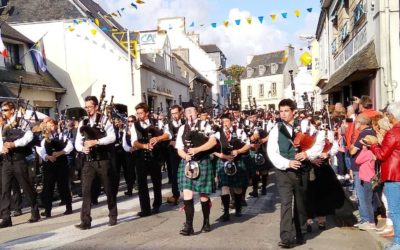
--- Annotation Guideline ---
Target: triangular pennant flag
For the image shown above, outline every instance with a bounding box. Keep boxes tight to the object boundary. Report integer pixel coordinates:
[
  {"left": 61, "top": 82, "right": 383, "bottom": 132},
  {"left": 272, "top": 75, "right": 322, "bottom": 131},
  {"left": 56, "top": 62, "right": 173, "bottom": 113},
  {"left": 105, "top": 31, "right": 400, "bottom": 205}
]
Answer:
[
  {"left": 223, "top": 21, "right": 229, "bottom": 27},
  {"left": 270, "top": 14, "right": 277, "bottom": 21},
  {"left": 68, "top": 26, "right": 75, "bottom": 32},
  {"left": 281, "top": 12, "right": 288, "bottom": 19},
  {"left": 211, "top": 23, "right": 217, "bottom": 28},
  {"left": 111, "top": 12, "right": 118, "bottom": 17},
  {"left": 235, "top": 19, "right": 241, "bottom": 25},
  {"left": 101, "top": 26, "right": 108, "bottom": 31},
  {"left": 82, "top": 18, "right": 87, "bottom": 22},
  {"left": 189, "top": 21, "right": 194, "bottom": 27},
  {"left": 95, "top": 18, "right": 100, "bottom": 26},
  {"left": 117, "top": 10, "right": 122, "bottom": 17},
  {"left": 281, "top": 50, "right": 288, "bottom": 63},
  {"left": 73, "top": 19, "right": 79, "bottom": 25},
  {"left": 131, "top": 3, "right": 138, "bottom": 9},
  {"left": 258, "top": 16, "right": 264, "bottom": 24},
  {"left": 307, "top": 8, "right": 313, "bottom": 13},
  {"left": 246, "top": 17, "right": 252, "bottom": 24},
  {"left": 121, "top": 8, "right": 125, "bottom": 12},
  {"left": 136, "top": 0, "right": 145, "bottom": 3},
  {"left": 104, "top": 15, "right": 110, "bottom": 19},
  {"left": 294, "top": 10, "right": 301, "bottom": 17},
  {"left": 200, "top": 24, "right": 205, "bottom": 27},
  {"left": 91, "top": 29, "right": 97, "bottom": 36}
]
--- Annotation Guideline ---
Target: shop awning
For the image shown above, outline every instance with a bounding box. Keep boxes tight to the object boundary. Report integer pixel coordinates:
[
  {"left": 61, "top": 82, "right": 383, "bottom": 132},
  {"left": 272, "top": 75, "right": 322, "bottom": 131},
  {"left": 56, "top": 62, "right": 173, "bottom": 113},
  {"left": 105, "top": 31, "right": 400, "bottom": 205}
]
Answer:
[{"left": 321, "top": 41, "right": 379, "bottom": 94}]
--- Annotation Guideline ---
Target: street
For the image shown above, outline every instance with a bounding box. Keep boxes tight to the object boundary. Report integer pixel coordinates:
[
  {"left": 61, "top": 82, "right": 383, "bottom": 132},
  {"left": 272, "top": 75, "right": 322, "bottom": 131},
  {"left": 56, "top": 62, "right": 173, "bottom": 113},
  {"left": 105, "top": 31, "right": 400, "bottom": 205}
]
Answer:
[{"left": 0, "top": 171, "right": 380, "bottom": 250}]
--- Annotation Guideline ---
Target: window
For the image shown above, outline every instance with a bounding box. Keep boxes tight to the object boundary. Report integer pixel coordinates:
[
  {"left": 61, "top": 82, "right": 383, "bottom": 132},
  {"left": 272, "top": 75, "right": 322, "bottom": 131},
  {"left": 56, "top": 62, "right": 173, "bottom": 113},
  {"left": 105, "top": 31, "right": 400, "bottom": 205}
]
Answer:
[
  {"left": 4, "top": 43, "right": 21, "bottom": 69},
  {"left": 271, "top": 82, "right": 277, "bottom": 96},
  {"left": 258, "top": 65, "right": 266, "bottom": 76},
  {"left": 37, "top": 107, "right": 50, "bottom": 116},
  {"left": 353, "top": 1, "right": 365, "bottom": 26},
  {"left": 247, "top": 85, "right": 252, "bottom": 97},
  {"left": 246, "top": 67, "right": 254, "bottom": 78},
  {"left": 259, "top": 84, "right": 264, "bottom": 97},
  {"left": 340, "top": 22, "right": 349, "bottom": 42},
  {"left": 331, "top": 39, "right": 337, "bottom": 55},
  {"left": 270, "top": 63, "right": 278, "bottom": 74}
]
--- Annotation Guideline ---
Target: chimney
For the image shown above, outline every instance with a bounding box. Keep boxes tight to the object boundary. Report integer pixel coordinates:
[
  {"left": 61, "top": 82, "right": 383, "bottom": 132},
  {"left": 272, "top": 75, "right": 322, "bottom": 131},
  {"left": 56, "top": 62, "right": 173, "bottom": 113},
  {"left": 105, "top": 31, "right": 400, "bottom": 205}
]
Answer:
[
  {"left": 287, "top": 44, "right": 295, "bottom": 62},
  {"left": 246, "top": 55, "right": 254, "bottom": 65}
]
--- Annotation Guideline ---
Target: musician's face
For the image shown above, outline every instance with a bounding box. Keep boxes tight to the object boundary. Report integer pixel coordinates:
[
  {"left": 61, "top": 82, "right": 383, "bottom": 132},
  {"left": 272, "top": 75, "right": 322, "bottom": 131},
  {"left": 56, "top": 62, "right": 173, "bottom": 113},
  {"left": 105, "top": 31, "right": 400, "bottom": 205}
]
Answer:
[
  {"left": 136, "top": 108, "right": 148, "bottom": 121},
  {"left": 84, "top": 101, "right": 97, "bottom": 117},
  {"left": 249, "top": 115, "right": 257, "bottom": 123},
  {"left": 222, "top": 118, "right": 232, "bottom": 129},
  {"left": 279, "top": 106, "right": 295, "bottom": 124},
  {"left": 170, "top": 108, "right": 180, "bottom": 121},
  {"left": 46, "top": 122, "right": 57, "bottom": 133},
  {"left": 233, "top": 111, "right": 240, "bottom": 118},
  {"left": 184, "top": 107, "right": 197, "bottom": 121},
  {"left": 1, "top": 105, "right": 14, "bottom": 120}
]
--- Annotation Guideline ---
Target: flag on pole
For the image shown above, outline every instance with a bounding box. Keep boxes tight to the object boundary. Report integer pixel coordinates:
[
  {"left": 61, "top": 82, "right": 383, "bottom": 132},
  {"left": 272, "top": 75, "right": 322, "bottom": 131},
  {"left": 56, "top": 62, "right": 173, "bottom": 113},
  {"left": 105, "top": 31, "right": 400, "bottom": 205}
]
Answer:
[
  {"left": 0, "top": 28, "right": 8, "bottom": 58},
  {"left": 30, "top": 38, "right": 47, "bottom": 72}
]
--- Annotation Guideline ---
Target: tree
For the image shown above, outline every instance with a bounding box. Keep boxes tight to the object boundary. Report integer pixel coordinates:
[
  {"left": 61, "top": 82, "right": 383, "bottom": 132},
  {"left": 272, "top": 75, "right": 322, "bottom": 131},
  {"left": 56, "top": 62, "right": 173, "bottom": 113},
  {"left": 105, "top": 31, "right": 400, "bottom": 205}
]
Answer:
[{"left": 226, "top": 64, "right": 245, "bottom": 106}]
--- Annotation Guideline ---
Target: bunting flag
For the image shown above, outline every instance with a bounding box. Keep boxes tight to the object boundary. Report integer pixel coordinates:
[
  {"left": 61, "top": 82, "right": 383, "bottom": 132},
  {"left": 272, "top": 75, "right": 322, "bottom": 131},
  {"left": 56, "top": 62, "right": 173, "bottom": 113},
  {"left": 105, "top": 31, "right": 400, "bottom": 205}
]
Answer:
[
  {"left": 111, "top": 12, "right": 118, "bottom": 17},
  {"left": 270, "top": 14, "right": 277, "bottom": 21},
  {"left": 121, "top": 8, "right": 125, "bottom": 12},
  {"left": 307, "top": 8, "right": 313, "bottom": 13},
  {"left": 117, "top": 10, "right": 122, "bottom": 17},
  {"left": 0, "top": 28, "right": 8, "bottom": 58},
  {"left": 101, "top": 26, "right": 108, "bottom": 31},
  {"left": 136, "top": 0, "right": 145, "bottom": 3},
  {"left": 223, "top": 21, "right": 229, "bottom": 27},
  {"left": 281, "top": 50, "right": 288, "bottom": 63},
  {"left": 91, "top": 29, "right": 97, "bottom": 36},
  {"left": 211, "top": 23, "right": 217, "bottom": 28},
  {"left": 130, "top": 3, "right": 138, "bottom": 9},
  {"left": 189, "top": 21, "right": 194, "bottom": 27},
  {"left": 31, "top": 38, "right": 47, "bottom": 72},
  {"left": 68, "top": 26, "right": 75, "bottom": 32},
  {"left": 258, "top": 16, "right": 264, "bottom": 24},
  {"left": 246, "top": 17, "right": 252, "bottom": 24},
  {"left": 294, "top": 10, "right": 301, "bottom": 17},
  {"left": 95, "top": 18, "right": 100, "bottom": 26},
  {"left": 235, "top": 19, "right": 241, "bottom": 25},
  {"left": 73, "top": 19, "right": 79, "bottom": 25},
  {"left": 281, "top": 12, "right": 288, "bottom": 19}
]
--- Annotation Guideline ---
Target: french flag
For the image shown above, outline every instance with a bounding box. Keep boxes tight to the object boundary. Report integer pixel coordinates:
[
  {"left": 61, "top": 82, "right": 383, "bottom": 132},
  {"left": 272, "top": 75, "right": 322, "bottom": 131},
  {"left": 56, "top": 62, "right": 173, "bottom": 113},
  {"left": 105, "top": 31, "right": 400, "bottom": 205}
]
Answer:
[{"left": 0, "top": 28, "right": 8, "bottom": 58}]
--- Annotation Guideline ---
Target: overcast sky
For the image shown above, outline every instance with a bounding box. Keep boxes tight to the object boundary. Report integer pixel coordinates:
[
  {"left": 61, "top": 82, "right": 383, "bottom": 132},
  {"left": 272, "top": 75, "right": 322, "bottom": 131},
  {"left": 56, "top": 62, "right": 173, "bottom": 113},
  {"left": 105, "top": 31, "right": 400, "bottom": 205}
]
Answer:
[{"left": 98, "top": 0, "right": 320, "bottom": 66}]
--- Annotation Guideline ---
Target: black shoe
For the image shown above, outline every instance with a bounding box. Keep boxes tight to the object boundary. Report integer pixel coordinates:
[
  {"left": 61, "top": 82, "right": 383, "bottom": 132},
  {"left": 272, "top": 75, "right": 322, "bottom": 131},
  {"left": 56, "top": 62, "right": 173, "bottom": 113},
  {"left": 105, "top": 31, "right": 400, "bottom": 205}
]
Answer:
[
  {"left": 40, "top": 211, "right": 51, "bottom": 218},
  {"left": 241, "top": 200, "right": 247, "bottom": 207},
  {"left": 261, "top": 188, "right": 267, "bottom": 195},
  {"left": 0, "top": 218, "right": 12, "bottom": 228},
  {"left": 109, "top": 217, "right": 117, "bottom": 226},
  {"left": 151, "top": 207, "right": 160, "bottom": 214},
  {"left": 11, "top": 210, "right": 22, "bottom": 217},
  {"left": 124, "top": 191, "right": 133, "bottom": 196},
  {"left": 295, "top": 236, "right": 306, "bottom": 245},
  {"left": 75, "top": 222, "right": 91, "bottom": 230},
  {"left": 235, "top": 210, "right": 242, "bottom": 217},
  {"left": 217, "top": 213, "right": 230, "bottom": 222},
  {"left": 179, "top": 223, "right": 194, "bottom": 236},
  {"left": 28, "top": 210, "right": 40, "bottom": 223},
  {"left": 318, "top": 223, "right": 326, "bottom": 230},
  {"left": 278, "top": 241, "right": 294, "bottom": 249},
  {"left": 64, "top": 209, "right": 73, "bottom": 215},
  {"left": 307, "top": 224, "right": 312, "bottom": 233},
  {"left": 137, "top": 211, "right": 151, "bottom": 217},
  {"left": 201, "top": 219, "right": 211, "bottom": 232},
  {"left": 249, "top": 191, "right": 258, "bottom": 198}
]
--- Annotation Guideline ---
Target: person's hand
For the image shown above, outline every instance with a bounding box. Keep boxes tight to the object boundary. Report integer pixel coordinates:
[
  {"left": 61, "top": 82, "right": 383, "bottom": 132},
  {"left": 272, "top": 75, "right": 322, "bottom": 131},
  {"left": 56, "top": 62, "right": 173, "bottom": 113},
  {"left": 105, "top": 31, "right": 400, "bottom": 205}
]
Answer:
[
  {"left": 321, "top": 153, "right": 329, "bottom": 159},
  {"left": 149, "top": 137, "right": 159, "bottom": 146},
  {"left": 129, "top": 147, "right": 136, "bottom": 153},
  {"left": 4, "top": 142, "right": 15, "bottom": 149},
  {"left": 187, "top": 147, "right": 198, "bottom": 156},
  {"left": 82, "top": 146, "right": 90, "bottom": 154},
  {"left": 84, "top": 140, "right": 97, "bottom": 148},
  {"left": 295, "top": 152, "right": 308, "bottom": 161},
  {"left": 2, "top": 147, "right": 9, "bottom": 154},
  {"left": 184, "top": 154, "right": 191, "bottom": 161},
  {"left": 231, "top": 150, "right": 238, "bottom": 157},
  {"left": 311, "top": 158, "right": 323, "bottom": 166},
  {"left": 47, "top": 155, "right": 57, "bottom": 162},
  {"left": 288, "top": 160, "right": 301, "bottom": 169},
  {"left": 362, "top": 135, "right": 379, "bottom": 145}
]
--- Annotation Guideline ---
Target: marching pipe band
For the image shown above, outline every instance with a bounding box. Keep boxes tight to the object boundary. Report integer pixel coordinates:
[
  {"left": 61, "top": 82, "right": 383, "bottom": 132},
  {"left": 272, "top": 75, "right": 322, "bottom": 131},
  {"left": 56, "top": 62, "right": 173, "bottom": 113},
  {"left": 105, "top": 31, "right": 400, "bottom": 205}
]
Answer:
[{"left": 0, "top": 83, "right": 357, "bottom": 249}]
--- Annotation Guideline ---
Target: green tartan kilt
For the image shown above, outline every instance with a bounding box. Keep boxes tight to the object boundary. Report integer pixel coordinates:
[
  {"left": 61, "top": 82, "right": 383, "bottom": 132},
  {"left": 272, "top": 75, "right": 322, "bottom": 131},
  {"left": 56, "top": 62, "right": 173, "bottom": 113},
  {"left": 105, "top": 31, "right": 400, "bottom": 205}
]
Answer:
[
  {"left": 246, "top": 151, "right": 258, "bottom": 176},
  {"left": 217, "top": 159, "right": 248, "bottom": 188},
  {"left": 178, "top": 158, "right": 216, "bottom": 194}
]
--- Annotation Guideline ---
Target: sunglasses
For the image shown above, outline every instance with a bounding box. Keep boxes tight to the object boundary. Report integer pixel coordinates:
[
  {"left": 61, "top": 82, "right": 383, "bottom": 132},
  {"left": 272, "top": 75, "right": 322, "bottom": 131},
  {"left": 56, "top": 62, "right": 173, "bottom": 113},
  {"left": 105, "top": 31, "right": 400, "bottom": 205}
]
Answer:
[
  {"left": 128, "top": 120, "right": 134, "bottom": 123},
  {"left": 1, "top": 109, "right": 10, "bottom": 112}
]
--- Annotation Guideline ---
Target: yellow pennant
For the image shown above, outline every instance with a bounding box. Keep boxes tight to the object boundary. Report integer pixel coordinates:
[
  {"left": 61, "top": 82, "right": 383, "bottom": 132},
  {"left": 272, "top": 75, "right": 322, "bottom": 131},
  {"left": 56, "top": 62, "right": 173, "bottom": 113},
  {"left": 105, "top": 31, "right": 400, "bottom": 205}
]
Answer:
[
  {"left": 111, "top": 12, "right": 118, "bottom": 17},
  {"left": 91, "top": 29, "right": 97, "bottom": 36},
  {"left": 223, "top": 20, "right": 229, "bottom": 27},
  {"left": 246, "top": 17, "right": 252, "bottom": 24},
  {"left": 136, "top": 0, "right": 145, "bottom": 3},
  {"left": 95, "top": 18, "right": 100, "bottom": 26},
  {"left": 132, "top": 40, "right": 139, "bottom": 58},
  {"left": 294, "top": 10, "right": 301, "bottom": 17},
  {"left": 270, "top": 14, "right": 277, "bottom": 21},
  {"left": 68, "top": 26, "right": 75, "bottom": 32},
  {"left": 299, "top": 52, "right": 312, "bottom": 66}
]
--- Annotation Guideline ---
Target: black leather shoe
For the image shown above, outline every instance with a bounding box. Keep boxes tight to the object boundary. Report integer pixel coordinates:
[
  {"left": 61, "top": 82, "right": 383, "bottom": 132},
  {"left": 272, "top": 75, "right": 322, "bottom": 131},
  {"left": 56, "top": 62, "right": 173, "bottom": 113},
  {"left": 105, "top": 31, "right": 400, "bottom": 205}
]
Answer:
[
  {"left": 201, "top": 219, "right": 211, "bottom": 232},
  {"left": 249, "top": 191, "right": 258, "bottom": 198},
  {"left": 278, "top": 241, "right": 294, "bottom": 249},
  {"left": 0, "top": 218, "right": 12, "bottom": 228},
  {"left": 124, "top": 191, "right": 133, "bottom": 196},
  {"left": 137, "top": 211, "right": 151, "bottom": 217},
  {"left": 295, "top": 236, "right": 306, "bottom": 245},
  {"left": 40, "top": 211, "right": 51, "bottom": 218},
  {"left": 63, "top": 209, "right": 73, "bottom": 215},
  {"left": 28, "top": 210, "right": 40, "bottom": 223},
  {"left": 261, "top": 188, "right": 267, "bottom": 195},
  {"left": 151, "top": 207, "right": 160, "bottom": 214},
  {"left": 217, "top": 213, "right": 230, "bottom": 222},
  {"left": 179, "top": 223, "right": 194, "bottom": 236},
  {"left": 75, "top": 222, "right": 91, "bottom": 230},
  {"left": 11, "top": 210, "right": 22, "bottom": 217},
  {"left": 109, "top": 217, "right": 117, "bottom": 226}
]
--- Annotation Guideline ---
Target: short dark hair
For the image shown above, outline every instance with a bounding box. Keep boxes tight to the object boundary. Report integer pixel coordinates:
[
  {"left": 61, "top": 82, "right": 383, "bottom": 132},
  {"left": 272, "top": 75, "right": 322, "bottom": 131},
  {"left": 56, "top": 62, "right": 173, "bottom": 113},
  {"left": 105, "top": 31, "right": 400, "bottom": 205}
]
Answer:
[
  {"left": 84, "top": 96, "right": 99, "bottom": 106},
  {"left": 1, "top": 101, "right": 15, "bottom": 110},
  {"left": 278, "top": 99, "right": 297, "bottom": 111},
  {"left": 360, "top": 95, "right": 373, "bottom": 109},
  {"left": 170, "top": 105, "right": 182, "bottom": 112},
  {"left": 135, "top": 102, "right": 150, "bottom": 113}
]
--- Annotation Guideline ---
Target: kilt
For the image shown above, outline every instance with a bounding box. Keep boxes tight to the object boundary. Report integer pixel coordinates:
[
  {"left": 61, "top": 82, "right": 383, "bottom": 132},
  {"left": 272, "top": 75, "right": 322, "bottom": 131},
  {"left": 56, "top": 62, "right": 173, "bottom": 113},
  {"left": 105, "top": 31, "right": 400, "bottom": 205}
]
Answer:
[
  {"left": 217, "top": 159, "right": 248, "bottom": 188},
  {"left": 246, "top": 151, "right": 258, "bottom": 176},
  {"left": 178, "top": 158, "right": 216, "bottom": 194}
]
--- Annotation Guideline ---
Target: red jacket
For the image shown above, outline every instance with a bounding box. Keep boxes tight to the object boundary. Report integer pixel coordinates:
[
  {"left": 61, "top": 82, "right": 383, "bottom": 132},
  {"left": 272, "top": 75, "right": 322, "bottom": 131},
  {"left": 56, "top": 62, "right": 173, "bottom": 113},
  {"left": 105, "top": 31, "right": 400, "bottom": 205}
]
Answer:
[{"left": 371, "top": 122, "right": 400, "bottom": 182}]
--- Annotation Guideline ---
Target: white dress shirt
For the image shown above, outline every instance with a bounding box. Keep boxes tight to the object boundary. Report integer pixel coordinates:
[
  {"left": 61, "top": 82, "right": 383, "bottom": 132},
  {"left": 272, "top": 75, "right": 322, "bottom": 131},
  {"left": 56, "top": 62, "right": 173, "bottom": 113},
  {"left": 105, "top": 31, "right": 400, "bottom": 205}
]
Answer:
[
  {"left": 0, "top": 116, "right": 33, "bottom": 151},
  {"left": 37, "top": 133, "right": 74, "bottom": 161}
]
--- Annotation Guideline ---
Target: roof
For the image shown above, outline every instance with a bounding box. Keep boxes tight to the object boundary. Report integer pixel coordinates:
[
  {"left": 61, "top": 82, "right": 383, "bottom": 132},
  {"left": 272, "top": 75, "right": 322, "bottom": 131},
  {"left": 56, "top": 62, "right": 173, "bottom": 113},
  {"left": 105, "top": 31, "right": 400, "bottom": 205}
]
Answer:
[
  {"left": 242, "top": 50, "right": 286, "bottom": 79},
  {"left": 3, "top": 0, "right": 84, "bottom": 24},
  {"left": 1, "top": 22, "right": 33, "bottom": 44},
  {"left": 0, "top": 69, "right": 66, "bottom": 93},
  {"left": 173, "top": 53, "right": 212, "bottom": 87},
  {"left": 200, "top": 44, "right": 222, "bottom": 54},
  {"left": 321, "top": 41, "right": 378, "bottom": 94}
]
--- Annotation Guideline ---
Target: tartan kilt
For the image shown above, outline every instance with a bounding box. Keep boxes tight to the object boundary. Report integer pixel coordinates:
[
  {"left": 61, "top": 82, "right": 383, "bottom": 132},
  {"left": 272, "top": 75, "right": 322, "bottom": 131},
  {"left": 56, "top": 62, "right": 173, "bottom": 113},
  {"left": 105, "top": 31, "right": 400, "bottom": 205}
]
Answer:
[
  {"left": 246, "top": 151, "right": 258, "bottom": 176},
  {"left": 178, "top": 158, "right": 216, "bottom": 194},
  {"left": 217, "top": 159, "right": 248, "bottom": 188}
]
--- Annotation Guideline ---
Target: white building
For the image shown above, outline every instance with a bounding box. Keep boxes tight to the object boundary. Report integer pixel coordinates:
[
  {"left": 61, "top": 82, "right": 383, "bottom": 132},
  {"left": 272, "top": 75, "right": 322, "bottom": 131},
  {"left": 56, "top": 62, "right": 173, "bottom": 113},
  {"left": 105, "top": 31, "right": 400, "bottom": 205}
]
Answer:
[
  {"left": 240, "top": 45, "right": 297, "bottom": 111},
  {"left": 316, "top": 0, "right": 400, "bottom": 108}
]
